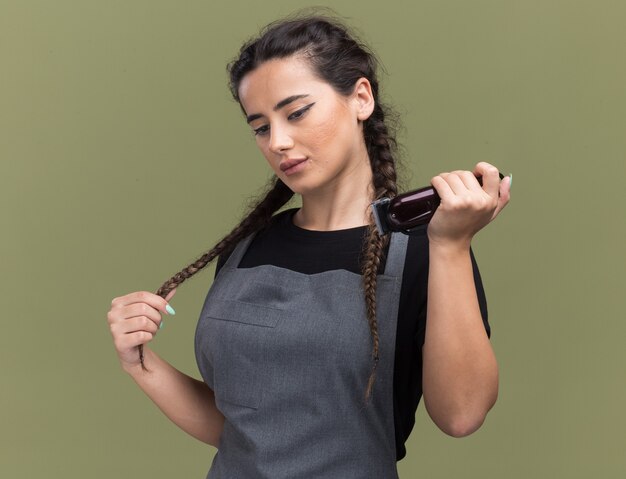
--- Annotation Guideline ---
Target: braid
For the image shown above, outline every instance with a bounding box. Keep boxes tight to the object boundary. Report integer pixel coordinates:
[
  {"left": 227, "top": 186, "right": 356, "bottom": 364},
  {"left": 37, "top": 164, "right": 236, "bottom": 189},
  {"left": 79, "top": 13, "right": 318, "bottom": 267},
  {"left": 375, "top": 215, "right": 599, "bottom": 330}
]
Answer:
[
  {"left": 360, "top": 100, "right": 402, "bottom": 404},
  {"left": 138, "top": 177, "right": 294, "bottom": 371}
]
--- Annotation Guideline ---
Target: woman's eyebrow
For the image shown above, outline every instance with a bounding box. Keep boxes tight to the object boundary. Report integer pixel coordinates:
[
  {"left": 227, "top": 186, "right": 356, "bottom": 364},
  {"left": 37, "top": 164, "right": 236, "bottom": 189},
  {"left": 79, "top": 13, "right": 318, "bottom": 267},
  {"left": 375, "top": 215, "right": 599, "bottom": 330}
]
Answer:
[{"left": 246, "top": 94, "right": 310, "bottom": 123}]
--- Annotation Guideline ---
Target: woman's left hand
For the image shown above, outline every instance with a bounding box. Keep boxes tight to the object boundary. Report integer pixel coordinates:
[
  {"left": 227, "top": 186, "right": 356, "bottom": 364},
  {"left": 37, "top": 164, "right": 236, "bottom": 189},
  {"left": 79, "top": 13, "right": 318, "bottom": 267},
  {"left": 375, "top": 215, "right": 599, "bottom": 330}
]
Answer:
[{"left": 427, "top": 161, "right": 511, "bottom": 249}]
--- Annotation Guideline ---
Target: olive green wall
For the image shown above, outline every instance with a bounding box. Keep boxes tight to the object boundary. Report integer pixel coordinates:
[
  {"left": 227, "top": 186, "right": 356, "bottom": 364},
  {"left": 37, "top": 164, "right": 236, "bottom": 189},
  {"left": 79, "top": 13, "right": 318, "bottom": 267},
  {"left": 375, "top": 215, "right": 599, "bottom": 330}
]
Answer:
[{"left": 2, "top": 1, "right": 624, "bottom": 477}]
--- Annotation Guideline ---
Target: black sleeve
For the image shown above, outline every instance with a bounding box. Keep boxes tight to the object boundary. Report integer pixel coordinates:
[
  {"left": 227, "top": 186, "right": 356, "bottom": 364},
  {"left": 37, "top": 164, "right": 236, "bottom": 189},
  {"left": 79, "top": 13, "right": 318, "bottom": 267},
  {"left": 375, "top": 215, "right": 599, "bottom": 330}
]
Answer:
[{"left": 470, "top": 246, "right": 490, "bottom": 338}]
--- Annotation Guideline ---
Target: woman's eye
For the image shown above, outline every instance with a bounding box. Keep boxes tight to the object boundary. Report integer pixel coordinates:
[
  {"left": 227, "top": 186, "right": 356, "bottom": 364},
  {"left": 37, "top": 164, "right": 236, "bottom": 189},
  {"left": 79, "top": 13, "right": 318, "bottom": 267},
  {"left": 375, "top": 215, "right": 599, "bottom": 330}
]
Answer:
[
  {"left": 253, "top": 125, "right": 269, "bottom": 136},
  {"left": 252, "top": 103, "right": 315, "bottom": 137},
  {"left": 289, "top": 102, "right": 315, "bottom": 120}
]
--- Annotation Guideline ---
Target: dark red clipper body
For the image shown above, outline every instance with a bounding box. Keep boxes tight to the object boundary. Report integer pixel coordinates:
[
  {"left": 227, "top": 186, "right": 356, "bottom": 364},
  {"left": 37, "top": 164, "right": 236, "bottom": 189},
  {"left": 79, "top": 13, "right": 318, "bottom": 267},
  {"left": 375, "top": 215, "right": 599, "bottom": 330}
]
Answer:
[{"left": 371, "top": 172, "right": 506, "bottom": 235}]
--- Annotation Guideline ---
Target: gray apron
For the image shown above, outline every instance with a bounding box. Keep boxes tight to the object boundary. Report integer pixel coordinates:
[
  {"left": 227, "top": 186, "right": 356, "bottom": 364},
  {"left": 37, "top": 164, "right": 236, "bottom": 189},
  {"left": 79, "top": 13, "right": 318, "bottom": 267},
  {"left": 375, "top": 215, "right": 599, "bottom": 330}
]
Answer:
[{"left": 194, "top": 228, "right": 409, "bottom": 478}]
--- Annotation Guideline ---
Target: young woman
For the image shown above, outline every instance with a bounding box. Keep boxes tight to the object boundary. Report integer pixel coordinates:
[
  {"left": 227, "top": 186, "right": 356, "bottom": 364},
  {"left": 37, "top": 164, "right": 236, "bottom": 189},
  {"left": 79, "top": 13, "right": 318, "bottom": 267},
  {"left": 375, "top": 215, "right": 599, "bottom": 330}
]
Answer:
[{"left": 106, "top": 12, "right": 511, "bottom": 478}]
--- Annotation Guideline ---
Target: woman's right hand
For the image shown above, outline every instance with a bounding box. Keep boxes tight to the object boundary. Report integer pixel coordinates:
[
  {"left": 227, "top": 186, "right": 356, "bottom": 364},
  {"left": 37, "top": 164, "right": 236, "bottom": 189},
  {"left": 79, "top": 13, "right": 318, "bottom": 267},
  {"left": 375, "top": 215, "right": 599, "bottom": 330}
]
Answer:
[{"left": 106, "top": 289, "right": 177, "bottom": 371}]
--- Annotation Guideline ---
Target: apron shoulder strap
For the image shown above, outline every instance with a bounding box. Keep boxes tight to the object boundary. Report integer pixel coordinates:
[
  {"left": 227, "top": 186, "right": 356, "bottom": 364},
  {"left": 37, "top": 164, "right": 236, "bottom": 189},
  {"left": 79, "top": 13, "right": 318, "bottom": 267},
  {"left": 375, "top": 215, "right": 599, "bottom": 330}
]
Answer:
[
  {"left": 383, "top": 232, "right": 409, "bottom": 278},
  {"left": 220, "top": 231, "right": 257, "bottom": 271}
]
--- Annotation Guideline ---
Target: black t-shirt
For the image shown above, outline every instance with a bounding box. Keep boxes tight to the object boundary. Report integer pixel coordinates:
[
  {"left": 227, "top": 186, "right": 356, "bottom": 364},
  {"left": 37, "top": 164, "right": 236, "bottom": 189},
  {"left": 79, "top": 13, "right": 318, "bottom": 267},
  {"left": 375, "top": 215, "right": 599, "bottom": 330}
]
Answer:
[{"left": 214, "top": 207, "right": 490, "bottom": 461}]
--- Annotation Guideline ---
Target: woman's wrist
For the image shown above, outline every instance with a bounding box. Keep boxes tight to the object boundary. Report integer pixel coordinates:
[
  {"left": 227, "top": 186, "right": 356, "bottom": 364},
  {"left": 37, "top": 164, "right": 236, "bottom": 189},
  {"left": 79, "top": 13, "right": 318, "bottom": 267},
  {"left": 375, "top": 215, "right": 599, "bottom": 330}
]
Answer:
[
  {"left": 427, "top": 237, "right": 472, "bottom": 257},
  {"left": 122, "top": 346, "right": 156, "bottom": 377}
]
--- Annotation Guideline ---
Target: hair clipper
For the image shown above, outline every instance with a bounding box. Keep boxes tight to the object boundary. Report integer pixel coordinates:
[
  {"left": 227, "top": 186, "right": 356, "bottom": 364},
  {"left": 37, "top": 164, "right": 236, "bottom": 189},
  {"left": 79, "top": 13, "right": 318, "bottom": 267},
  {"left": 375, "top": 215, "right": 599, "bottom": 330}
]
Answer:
[{"left": 370, "top": 172, "right": 506, "bottom": 235}]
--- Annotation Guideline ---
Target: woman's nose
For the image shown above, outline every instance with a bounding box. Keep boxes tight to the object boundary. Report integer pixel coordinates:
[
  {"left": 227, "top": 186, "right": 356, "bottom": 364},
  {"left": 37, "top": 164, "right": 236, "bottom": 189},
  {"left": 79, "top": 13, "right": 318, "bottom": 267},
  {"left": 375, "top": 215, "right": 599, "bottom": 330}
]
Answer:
[{"left": 268, "top": 124, "right": 294, "bottom": 153}]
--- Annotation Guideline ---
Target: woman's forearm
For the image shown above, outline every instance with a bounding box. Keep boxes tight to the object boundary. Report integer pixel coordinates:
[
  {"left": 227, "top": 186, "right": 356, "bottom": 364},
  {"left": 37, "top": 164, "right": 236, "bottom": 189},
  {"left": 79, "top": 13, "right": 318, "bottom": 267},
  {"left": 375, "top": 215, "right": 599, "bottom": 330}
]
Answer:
[
  {"left": 422, "top": 241, "right": 499, "bottom": 437},
  {"left": 123, "top": 346, "right": 225, "bottom": 447}
]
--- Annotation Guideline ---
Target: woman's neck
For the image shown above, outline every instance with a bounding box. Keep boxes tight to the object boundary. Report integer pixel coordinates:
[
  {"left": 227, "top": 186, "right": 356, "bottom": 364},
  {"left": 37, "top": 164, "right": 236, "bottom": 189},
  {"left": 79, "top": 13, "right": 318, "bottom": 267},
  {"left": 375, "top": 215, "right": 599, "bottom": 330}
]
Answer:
[{"left": 293, "top": 158, "right": 374, "bottom": 231}]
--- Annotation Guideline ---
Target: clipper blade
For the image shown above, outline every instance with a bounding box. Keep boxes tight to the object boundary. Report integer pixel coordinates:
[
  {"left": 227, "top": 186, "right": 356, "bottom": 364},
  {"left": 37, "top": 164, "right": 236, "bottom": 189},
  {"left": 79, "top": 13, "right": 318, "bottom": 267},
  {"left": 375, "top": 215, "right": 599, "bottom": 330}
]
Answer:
[{"left": 370, "top": 197, "right": 391, "bottom": 236}]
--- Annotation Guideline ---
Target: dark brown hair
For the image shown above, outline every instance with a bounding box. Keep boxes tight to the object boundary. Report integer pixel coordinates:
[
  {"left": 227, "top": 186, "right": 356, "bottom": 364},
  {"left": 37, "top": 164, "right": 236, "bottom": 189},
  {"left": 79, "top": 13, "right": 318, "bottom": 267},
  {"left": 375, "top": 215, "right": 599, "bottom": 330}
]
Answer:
[{"left": 143, "top": 9, "right": 405, "bottom": 404}]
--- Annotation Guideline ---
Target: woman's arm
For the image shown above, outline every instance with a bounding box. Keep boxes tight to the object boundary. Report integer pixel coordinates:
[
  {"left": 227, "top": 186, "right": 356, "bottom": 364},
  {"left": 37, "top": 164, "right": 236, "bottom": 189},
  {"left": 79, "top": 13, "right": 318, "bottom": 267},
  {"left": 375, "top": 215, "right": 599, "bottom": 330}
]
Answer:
[
  {"left": 124, "top": 346, "right": 225, "bottom": 447},
  {"left": 421, "top": 241, "right": 498, "bottom": 437},
  {"left": 421, "top": 162, "right": 509, "bottom": 437}
]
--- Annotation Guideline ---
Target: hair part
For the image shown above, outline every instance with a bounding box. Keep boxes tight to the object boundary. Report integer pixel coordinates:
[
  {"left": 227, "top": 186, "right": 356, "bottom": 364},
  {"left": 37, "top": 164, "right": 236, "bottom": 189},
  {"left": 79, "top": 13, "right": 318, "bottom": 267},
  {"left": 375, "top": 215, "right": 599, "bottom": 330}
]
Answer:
[{"left": 143, "top": 8, "right": 405, "bottom": 407}]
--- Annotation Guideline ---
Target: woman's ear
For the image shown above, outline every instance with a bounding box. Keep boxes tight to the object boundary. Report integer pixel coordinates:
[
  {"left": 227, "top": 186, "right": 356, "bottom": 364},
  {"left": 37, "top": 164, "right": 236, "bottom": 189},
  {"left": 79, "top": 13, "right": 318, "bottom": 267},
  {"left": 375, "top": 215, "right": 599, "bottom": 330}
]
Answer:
[{"left": 353, "top": 77, "right": 375, "bottom": 122}]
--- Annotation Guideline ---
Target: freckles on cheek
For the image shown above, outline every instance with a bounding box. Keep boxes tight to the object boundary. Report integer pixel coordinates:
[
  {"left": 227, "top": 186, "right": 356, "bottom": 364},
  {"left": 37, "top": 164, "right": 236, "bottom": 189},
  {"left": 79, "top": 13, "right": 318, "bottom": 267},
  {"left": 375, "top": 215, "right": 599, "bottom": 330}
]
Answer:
[{"left": 309, "top": 117, "right": 338, "bottom": 166}]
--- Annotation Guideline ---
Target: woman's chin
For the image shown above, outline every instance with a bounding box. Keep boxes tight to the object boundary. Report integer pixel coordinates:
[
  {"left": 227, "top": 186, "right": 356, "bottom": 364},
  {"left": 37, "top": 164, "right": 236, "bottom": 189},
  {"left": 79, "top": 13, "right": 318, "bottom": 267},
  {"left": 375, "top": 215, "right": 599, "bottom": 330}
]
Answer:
[{"left": 279, "top": 175, "right": 319, "bottom": 196}]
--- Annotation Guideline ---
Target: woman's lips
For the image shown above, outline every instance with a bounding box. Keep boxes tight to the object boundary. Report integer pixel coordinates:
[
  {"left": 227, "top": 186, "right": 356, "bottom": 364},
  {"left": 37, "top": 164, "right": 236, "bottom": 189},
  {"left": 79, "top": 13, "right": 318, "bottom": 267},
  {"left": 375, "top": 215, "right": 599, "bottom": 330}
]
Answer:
[{"left": 280, "top": 158, "right": 309, "bottom": 175}]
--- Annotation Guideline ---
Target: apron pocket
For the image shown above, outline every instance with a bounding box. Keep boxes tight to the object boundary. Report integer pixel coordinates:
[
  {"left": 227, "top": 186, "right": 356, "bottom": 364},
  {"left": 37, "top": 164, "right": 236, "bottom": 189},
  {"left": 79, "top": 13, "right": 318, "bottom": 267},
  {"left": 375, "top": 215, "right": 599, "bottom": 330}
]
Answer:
[
  {"left": 202, "top": 299, "right": 289, "bottom": 409},
  {"left": 203, "top": 298, "right": 284, "bottom": 328}
]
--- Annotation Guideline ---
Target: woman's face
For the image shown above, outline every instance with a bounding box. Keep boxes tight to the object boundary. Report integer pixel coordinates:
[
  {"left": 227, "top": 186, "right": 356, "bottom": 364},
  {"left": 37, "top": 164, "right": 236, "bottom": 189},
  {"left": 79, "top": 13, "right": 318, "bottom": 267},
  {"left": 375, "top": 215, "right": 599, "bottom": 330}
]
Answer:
[{"left": 237, "top": 55, "right": 374, "bottom": 195}]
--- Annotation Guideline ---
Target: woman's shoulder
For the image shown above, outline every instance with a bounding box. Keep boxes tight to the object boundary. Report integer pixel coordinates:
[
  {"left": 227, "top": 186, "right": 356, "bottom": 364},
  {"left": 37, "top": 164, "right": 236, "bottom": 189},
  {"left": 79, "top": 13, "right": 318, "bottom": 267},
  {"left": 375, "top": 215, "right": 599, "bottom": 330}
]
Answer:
[
  {"left": 404, "top": 225, "right": 429, "bottom": 255},
  {"left": 404, "top": 224, "right": 428, "bottom": 238},
  {"left": 402, "top": 226, "right": 429, "bottom": 272}
]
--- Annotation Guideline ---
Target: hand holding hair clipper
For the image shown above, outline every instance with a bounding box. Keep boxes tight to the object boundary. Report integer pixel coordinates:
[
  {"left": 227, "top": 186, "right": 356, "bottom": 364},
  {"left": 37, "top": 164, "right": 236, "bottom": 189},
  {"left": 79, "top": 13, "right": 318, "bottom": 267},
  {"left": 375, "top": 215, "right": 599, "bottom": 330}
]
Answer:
[{"left": 371, "top": 162, "right": 512, "bottom": 239}]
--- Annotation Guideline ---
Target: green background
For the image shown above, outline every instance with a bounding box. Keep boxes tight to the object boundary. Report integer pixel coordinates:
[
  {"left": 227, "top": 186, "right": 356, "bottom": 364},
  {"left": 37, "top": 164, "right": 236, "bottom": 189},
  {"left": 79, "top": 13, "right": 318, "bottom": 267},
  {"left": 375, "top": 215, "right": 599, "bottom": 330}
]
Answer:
[{"left": 2, "top": 0, "right": 624, "bottom": 477}]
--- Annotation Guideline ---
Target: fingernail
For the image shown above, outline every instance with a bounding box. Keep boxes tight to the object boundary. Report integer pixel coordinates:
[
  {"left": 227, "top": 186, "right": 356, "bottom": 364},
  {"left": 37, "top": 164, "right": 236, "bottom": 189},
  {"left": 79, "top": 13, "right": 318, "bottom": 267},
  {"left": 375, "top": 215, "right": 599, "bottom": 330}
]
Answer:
[
  {"left": 508, "top": 173, "right": 513, "bottom": 189},
  {"left": 166, "top": 304, "right": 176, "bottom": 315},
  {"left": 160, "top": 320, "right": 165, "bottom": 330}
]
